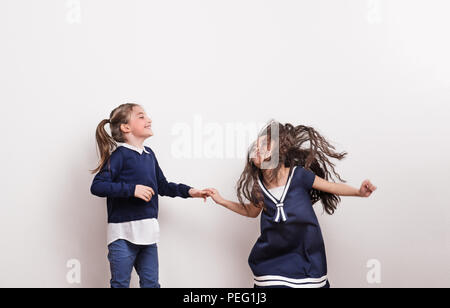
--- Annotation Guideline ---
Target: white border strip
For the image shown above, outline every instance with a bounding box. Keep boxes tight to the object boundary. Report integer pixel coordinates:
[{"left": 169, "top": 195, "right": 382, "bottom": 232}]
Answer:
[
  {"left": 254, "top": 279, "right": 327, "bottom": 288},
  {"left": 255, "top": 274, "right": 327, "bottom": 284},
  {"left": 279, "top": 166, "right": 296, "bottom": 202},
  {"left": 257, "top": 177, "right": 278, "bottom": 204}
]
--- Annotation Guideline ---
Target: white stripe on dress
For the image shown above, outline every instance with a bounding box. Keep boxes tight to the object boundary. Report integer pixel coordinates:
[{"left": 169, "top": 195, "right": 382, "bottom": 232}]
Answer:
[
  {"left": 255, "top": 274, "right": 327, "bottom": 284},
  {"left": 254, "top": 279, "right": 327, "bottom": 288}
]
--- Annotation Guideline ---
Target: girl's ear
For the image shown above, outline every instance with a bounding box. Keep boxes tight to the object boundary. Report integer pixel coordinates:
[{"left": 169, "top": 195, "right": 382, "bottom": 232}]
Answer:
[{"left": 120, "top": 123, "right": 131, "bottom": 133}]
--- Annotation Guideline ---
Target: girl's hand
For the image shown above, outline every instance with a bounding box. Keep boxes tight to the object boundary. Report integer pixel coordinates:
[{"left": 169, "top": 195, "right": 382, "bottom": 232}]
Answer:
[
  {"left": 358, "top": 180, "right": 377, "bottom": 197},
  {"left": 188, "top": 188, "right": 210, "bottom": 202},
  {"left": 135, "top": 185, "right": 155, "bottom": 202},
  {"left": 204, "top": 188, "right": 226, "bottom": 205}
]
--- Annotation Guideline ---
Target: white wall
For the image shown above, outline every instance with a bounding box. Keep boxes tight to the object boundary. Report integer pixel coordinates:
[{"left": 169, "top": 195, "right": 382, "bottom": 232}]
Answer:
[{"left": 0, "top": 0, "right": 449, "bottom": 287}]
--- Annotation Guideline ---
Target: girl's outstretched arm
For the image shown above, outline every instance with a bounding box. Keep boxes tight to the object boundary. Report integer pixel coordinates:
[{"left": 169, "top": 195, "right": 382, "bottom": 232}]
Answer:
[
  {"left": 205, "top": 188, "right": 262, "bottom": 218},
  {"left": 312, "top": 177, "right": 377, "bottom": 197}
]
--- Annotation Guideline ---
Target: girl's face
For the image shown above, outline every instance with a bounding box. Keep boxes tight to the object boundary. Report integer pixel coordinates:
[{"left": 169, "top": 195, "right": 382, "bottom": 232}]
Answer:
[
  {"left": 250, "top": 136, "right": 273, "bottom": 168},
  {"left": 124, "top": 106, "right": 153, "bottom": 138}
]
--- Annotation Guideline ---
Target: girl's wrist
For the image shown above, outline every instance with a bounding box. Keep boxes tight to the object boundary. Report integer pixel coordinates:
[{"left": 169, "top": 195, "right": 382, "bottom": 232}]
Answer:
[{"left": 217, "top": 198, "right": 228, "bottom": 207}]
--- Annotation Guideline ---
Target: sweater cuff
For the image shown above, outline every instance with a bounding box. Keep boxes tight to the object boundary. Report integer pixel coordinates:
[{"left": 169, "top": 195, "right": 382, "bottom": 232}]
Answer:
[
  {"left": 182, "top": 185, "right": 193, "bottom": 198},
  {"left": 128, "top": 183, "right": 136, "bottom": 198}
]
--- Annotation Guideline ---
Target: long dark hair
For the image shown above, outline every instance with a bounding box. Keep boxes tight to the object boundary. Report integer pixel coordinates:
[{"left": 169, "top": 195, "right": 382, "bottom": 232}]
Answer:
[
  {"left": 91, "top": 103, "right": 139, "bottom": 174},
  {"left": 236, "top": 120, "right": 347, "bottom": 215}
]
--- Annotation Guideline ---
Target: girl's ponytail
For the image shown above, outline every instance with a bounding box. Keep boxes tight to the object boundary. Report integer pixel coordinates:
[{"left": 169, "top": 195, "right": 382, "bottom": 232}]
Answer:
[
  {"left": 91, "top": 119, "right": 117, "bottom": 174},
  {"left": 91, "top": 103, "right": 140, "bottom": 174}
]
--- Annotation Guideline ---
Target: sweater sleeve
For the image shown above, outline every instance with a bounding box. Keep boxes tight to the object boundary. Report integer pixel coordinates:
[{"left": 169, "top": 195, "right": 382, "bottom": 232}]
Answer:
[
  {"left": 90, "top": 151, "right": 136, "bottom": 198},
  {"left": 151, "top": 150, "right": 192, "bottom": 198}
]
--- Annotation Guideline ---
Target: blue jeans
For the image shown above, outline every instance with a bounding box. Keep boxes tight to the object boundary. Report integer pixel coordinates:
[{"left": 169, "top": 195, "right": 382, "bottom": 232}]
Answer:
[{"left": 107, "top": 239, "right": 160, "bottom": 288}]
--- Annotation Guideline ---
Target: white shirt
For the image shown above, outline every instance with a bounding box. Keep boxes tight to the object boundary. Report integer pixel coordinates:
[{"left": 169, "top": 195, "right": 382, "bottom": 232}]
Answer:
[
  {"left": 268, "top": 185, "right": 285, "bottom": 201},
  {"left": 107, "top": 218, "right": 160, "bottom": 246},
  {"left": 107, "top": 143, "right": 160, "bottom": 246}
]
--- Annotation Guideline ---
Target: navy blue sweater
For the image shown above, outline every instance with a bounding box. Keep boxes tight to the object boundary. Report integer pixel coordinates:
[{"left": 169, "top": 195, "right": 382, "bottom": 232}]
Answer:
[{"left": 90, "top": 146, "right": 192, "bottom": 223}]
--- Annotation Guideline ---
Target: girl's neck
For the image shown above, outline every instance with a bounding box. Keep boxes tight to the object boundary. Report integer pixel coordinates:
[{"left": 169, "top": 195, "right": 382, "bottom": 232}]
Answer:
[
  {"left": 124, "top": 135, "right": 146, "bottom": 150},
  {"left": 262, "top": 165, "right": 291, "bottom": 188}
]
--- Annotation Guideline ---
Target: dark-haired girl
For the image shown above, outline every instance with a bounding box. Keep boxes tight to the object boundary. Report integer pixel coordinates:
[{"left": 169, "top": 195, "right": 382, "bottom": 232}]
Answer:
[
  {"left": 206, "top": 121, "right": 377, "bottom": 288},
  {"left": 90, "top": 103, "right": 209, "bottom": 288}
]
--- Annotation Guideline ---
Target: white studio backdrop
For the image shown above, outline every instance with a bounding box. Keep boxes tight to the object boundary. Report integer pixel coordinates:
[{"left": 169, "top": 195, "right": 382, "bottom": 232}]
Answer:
[{"left": 0, "top": 0, "right": 449, "bottom": 287}]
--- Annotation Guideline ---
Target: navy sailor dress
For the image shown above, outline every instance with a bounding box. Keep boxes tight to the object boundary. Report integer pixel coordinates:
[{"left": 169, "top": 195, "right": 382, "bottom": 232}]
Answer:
[{"left": 248, "top": 166, "right": 329, "bottom": 288}]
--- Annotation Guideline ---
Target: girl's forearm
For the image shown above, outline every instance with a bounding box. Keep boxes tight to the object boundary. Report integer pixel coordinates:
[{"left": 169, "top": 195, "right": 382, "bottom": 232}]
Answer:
[
  {"left": 331, "top": 182, "right": 360, "bottom": 196},
  {"left": 218, "top": 199, "right": 250, "bottom": 217}
]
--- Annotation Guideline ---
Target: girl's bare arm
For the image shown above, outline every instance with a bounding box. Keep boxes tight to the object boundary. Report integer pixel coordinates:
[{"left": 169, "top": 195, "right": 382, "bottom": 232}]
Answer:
[
  {"left": 205, "top": 188, "right": 263, "bottom": 218},
  {"left": 312, "top": 176, "right": 377, "bottom": 197}
]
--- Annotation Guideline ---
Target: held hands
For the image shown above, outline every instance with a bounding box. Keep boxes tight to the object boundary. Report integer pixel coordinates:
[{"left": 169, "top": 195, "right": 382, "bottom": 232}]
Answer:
[
  {"left": 189, "top": 188, "right": 210, "bottom": 202},
  {"left": 189, "top": 187, "right": 225, "bottom": 205},
  {"left": 203, "top": 188, "right": 225, "bottom": 205},
  {"left": 358, "top": 180, "right": 377, "bottom": 197}
]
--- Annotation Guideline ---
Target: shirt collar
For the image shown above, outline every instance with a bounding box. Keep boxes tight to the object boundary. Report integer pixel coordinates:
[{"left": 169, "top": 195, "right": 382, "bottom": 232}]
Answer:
[{"left": 118, "top": 143, "right": 150, "bottom": 155}]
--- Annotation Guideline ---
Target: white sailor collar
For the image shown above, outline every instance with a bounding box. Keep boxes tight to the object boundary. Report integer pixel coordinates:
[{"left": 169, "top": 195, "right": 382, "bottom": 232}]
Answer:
[{"left": 258, "top": 166, "right": 297, "bottom": 223}]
